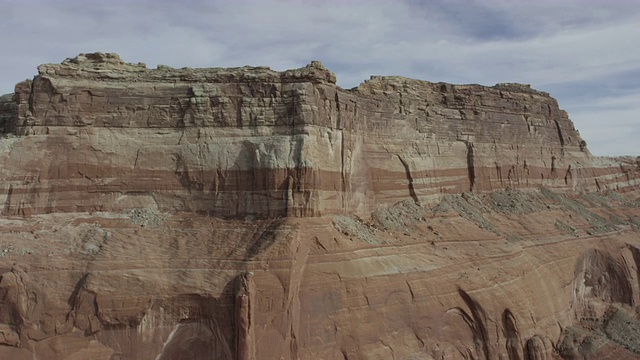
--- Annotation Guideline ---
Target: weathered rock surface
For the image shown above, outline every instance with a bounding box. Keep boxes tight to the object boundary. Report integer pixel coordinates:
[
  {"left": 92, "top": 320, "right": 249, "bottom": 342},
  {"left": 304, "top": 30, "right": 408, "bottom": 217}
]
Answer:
[
  {"left": 2, "top": 53, "right": 637, "bottom": 218},
  {"left": 0, "top": 53, "right": 639, "bottom": 359}
]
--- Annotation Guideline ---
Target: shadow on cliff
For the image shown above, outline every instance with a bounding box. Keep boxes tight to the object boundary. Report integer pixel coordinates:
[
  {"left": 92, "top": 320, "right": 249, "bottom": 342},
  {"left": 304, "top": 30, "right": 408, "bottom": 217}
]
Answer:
[
  {"left": 60, "top": 272, "right": 248, "bottom": 360},
  {"left": 572, "top": 248, "right": 634, "bottom": 320},
  {"left": 556, "top": 246, "right": 640, "bottom": 358},
  {"left": 170, "top": 139, "right": 307, "bottom": 219},
  {"left": 444, "top": 288, "right": 556, "bottom": 360},
  {"left": 153, "top": 289, "right": 238, "bottom": 360}
]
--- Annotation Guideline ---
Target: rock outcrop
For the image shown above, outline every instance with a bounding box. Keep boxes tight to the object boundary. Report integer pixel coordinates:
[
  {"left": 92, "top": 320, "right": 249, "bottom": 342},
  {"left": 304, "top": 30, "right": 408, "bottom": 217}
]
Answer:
[
  {"left": 1, "top": 53, "right": 636, "bottom": 218},
  {"left": 0, "top": 54, "right": 639, "bottom": 359}
]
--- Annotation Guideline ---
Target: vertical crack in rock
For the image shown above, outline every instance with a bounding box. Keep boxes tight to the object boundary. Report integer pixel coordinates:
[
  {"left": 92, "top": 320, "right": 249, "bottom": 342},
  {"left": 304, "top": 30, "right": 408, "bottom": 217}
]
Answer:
[
  {"left": 396, "top": 155, "right": 420, "bottom": 205},
  {"left": 464, "top": 141, "right": 476, "bottom": 192},
  {"left": 133, "top": 149, "right": 141, "bottom": 170},
  {"left": 211, "top": 168, "right": 226, "bottom": 204},
  {"left": 495, "top": 163, "right": 503, "bottom": 184},
  {"left": 284, "top": 226, "right": 308, "bottom": 358},
  {"left": 235, "top": 272, "right": 255, "bottom": 360},
  {"left": 235, "top": 93, "right": 244, "bottom": 128},
  {"left": 553, "top": 119, "right": 565, "bottom": 148},
  {"left": 336, "top": 92, "right": 348, "bottom": 212},
  {"left": 27, "top": 80, "right": 35, "bottom": 116},
  {"left": 2, "top": 185, "right": 13, "bottom": 215},
  {"left": 564, "top": 165, "right": 572, "bottom": 186}
]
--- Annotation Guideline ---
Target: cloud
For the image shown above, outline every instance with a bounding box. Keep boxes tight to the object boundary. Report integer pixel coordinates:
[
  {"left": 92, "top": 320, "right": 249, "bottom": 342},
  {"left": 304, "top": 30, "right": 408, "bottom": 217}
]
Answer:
[
  {"left": 563, "top": 89, "right": 640, "bottom": 156},
  {"left": 0, "top": 0, "right": 638, "bottom": 155}
]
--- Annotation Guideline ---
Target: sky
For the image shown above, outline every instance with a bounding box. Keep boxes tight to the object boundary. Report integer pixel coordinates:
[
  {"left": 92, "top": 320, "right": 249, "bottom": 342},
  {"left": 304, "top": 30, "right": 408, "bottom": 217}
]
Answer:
[{"left": 1, "top": 0, "right": 638, "bottom": 156}]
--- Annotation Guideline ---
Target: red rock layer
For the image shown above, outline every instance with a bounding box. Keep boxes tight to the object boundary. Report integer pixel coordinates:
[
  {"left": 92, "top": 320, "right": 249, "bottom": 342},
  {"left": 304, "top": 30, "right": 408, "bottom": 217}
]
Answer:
[{"left": 1, "top": 188, "right": 640, "bottom": 359}]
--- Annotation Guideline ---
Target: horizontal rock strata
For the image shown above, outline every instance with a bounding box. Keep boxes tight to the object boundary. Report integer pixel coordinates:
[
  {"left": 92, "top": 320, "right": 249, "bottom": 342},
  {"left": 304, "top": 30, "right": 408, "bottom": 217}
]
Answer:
[{"left": 1, "top": 53, "right": 637, "bottom": 217}]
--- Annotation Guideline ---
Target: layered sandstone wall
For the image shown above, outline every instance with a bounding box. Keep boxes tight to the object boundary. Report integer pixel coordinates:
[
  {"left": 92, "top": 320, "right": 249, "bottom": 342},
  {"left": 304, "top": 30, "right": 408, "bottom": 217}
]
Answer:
[
  {"left": 0, "top": 53, "right": 637, "bottom": 218},
  {"left": 1, "top": 54, "right": 640, "bottom": 360},
  {"left": 1, "top": 189, "right": 639, "bottom": 359}
]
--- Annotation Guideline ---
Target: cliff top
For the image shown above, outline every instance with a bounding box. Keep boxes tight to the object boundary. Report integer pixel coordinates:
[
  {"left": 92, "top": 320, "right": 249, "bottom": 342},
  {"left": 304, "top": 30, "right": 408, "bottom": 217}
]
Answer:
[
  {"left": 357, "top": 75, "right": 549, "bottom": 97},
  {"left": 34, "top": 52, "right": 545, "bottom": 96},
  {"left": 37, "top": 52, "right": 337, "bottom": 85}
]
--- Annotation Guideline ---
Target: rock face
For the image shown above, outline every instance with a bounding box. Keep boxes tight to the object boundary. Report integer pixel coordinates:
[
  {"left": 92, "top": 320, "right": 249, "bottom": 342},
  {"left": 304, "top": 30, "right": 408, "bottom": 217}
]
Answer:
[
  {"left": 1, "top": 53, "right": 636, "bottom": 218},
  {"left": 0, "top": 53, "right": 639, "bottom": 359}
]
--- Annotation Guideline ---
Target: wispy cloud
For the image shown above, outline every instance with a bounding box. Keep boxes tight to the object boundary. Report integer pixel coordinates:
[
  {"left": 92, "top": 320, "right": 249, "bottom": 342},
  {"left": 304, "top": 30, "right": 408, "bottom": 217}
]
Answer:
[{"left": 1, "top": 0, "right": 638, "bottom": 155}]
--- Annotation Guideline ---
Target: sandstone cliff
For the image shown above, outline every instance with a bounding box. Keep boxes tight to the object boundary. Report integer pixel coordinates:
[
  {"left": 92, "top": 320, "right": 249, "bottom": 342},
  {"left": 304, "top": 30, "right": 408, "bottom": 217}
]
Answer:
[
  {"left": 1, "top": 53, "right": 635, "bottom": 218},
  {"left": 0, "top": 53, "right": 639, "bottom": 359}
]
